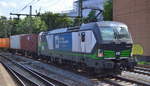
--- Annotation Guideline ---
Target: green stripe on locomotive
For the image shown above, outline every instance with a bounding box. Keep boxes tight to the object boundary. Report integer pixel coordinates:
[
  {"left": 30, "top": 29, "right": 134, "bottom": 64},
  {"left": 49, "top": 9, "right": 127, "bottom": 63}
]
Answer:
[
  {"left": 38, "top": 42, "right": 131, "bottom": 60},
  {"left": 103, "top": 50, "right": 131, "bottom": 58}
]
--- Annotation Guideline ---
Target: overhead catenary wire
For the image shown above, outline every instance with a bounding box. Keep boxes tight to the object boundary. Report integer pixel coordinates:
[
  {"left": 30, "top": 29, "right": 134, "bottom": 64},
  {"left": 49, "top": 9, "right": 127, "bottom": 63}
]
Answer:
[
  {"left": 11, "top": 0, "right": 78, "bottom": 18},
  {"left": 31, "top": 0, "right": 40, "bottom": 5},
  {"left": 17, "top": 0, "right": 39, "bottom": 13},
  {"left": 33, "top": 0, "right": 65, "bottom": 15}
]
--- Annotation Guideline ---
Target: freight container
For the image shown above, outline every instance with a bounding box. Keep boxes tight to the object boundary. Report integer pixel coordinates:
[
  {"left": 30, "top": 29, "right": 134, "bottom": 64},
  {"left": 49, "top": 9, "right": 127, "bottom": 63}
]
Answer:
[
  {"left": 0, "top": 38, "right": 10, "bottom": 48},
  {"left": 10, "top": 34, "right": 27, "bottom": 49},
  {"left": 20, "top": 34, "right": 38, "bottom": 53}
]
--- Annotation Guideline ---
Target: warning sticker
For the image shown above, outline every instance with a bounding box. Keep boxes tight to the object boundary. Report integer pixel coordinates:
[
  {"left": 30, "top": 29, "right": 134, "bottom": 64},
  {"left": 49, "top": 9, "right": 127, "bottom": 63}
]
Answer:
[{"left": 132, "top": 44, "right": 144, "bottom": 55}]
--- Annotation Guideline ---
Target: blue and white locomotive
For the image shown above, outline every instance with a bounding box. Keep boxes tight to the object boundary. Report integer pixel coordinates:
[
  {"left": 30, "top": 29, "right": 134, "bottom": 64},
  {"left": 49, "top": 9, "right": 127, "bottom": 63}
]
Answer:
[{"left": 38, "top": 21, "right": 136, "bottom": 75}]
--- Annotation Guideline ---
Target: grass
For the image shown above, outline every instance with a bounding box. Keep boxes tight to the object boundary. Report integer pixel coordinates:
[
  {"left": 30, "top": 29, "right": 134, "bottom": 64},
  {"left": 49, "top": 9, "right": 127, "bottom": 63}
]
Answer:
[{"left": 138, "top": 61, "right": 150, "bottom": 65}]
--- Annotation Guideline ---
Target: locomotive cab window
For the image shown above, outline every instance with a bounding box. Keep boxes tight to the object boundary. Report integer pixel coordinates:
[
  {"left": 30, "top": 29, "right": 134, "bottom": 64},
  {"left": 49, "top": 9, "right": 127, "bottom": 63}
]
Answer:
[
  {"left": 100, "top": 27, "right": 116, "bottom": 41},
  {"left": 116, "top": 27, "right": 131, "bottom": 40},
  {"left": 99, "top": 27, "right": 131, "bottom": 41}
]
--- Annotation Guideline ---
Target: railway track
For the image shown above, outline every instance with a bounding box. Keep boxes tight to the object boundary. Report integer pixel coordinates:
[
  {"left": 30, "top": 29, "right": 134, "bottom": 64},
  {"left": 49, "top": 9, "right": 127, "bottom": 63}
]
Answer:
[
  {"left": 135, "top": 66, "right": 150, "bottom": 72},
  {"left": 126, "top": 66, "right": 150, "bottom": 76},
  {"left": 133, "top": 70, "right": 150, "bottom": 76},
  {"left": 137, "top": 65, "right": 150, "bottom": 69},
  {"left": 1, "top": 53, "right": 150, "bottom": 86},
  {"left": 103, "top": 75, "right": 150, "bottom": 86},
  {"left": 0, "top": 53, "right": 97, "bottom": 86},
  {"left": 0, "top": 55, "right": 68, "bottom": 86},
  {"left": 1, "top": 62, "right": 39, "bottom": 86}
]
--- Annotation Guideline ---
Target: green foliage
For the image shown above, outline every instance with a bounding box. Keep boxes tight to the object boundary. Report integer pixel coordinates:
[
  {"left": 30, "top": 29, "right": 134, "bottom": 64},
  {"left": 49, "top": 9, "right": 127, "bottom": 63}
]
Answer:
[
  {"left": 0, "top": 16, "right": 7, "bottom": 20},
  {"left": 0, "top": 12, "right": 74, "bottom": 37},
  {"left": 103, "top": 0, "right": 113, "bottom": 21},
  {"left": 84, "top": 10, "right": 97, "bottom": 23},
  {"left": 0, "top": 16, "right": 12, "bottom": 37},
  {"left": 16, "top": 17, "right": 47, "bottom": 34},
  {"left": 73, "top": 16, "right": 82, "bottom": 26},
  {"left": 0, "top": 16, "right": 47, "bottom": 37},
  {"left": 40, "top": 12, "right": 73, "bottom": 30},
  {"left": 138, "top": 61, "right": 150, "bottom": 65},
  {"left": 73, "top": 10, "right": 97, "bottom": 25}
]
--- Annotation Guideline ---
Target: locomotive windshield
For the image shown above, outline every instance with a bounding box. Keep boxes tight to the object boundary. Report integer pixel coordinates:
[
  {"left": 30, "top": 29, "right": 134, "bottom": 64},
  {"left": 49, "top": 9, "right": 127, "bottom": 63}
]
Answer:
[
  {"left": 100, "top": 27, "right": 131, "bottom": 41},
  {"left": 116, "top": 27, "right": 130, "bottom": 40},
  {"left": 100, "top": 27, "right": 115, "bottom": 41}
]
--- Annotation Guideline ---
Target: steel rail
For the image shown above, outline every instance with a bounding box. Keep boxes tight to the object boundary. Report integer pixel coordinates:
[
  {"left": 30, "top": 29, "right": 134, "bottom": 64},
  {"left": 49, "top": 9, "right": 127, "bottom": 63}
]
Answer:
[
  {"left": 25, "top": 66, "right": 68, "bottom": 86},
  {"left": 133, "top": 69, "right": 150, "bottom": 76},
  {"left": 132, "top": 70, "right": 150, "bottom": 76},
  {"left": 3, "top": 63, "right": 39, "bottom": 86},
  {"left": 135, "top": 67, "right": 150, "bottom": 72},
  {"left": 0, "top": 55, "right": 55, "bottom": 86},
  {"left": 1, "top": 54, "right": 68, "bottom": 86},
  {"left": 0, "top": 61, "right": 26, "bottom": 86},
  {"left": 113, "top": 75, "right": 150, "bottom": 86},
  {"left": 103, "top": 79, "right": 123, "bottom": 86}
]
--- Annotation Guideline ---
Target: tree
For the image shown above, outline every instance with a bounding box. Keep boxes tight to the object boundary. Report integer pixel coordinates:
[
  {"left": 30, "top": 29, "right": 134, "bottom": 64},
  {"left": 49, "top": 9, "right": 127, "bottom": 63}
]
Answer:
[
  {"left": 73, "top": 10, "right": 97, "bottom": 26},
  {"left": 40, "top": 12, "right": 73, "bottom": 30},
  {"left": 10, "top": 18, "right": 20, "bottom": 35},
  {"left": 15, "top": 17, "right": 48, "bottom": 34},
  {"left": 83, "top": 10, "right": 97, "bottom": 23},
  {"left": 73, "top": 16, "right": 82, "bottom": 26},
  {"left": 103, "top": 0, "right": 113, "bottom": 21},
  {"left": 0, "top": 16, "right": 12, "bottom": 37},
  {"left": 0, "top": 12, "right": 74, "bottom": 36}
]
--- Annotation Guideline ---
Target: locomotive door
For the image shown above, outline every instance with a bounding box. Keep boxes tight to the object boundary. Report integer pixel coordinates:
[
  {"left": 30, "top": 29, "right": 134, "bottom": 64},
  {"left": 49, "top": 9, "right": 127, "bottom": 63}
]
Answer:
[
  {"left": 79, "top": 31, "right": 95, "bottom": 53},
  {"left": 72, "top": 30, "right": 96, "bottom": 53}
]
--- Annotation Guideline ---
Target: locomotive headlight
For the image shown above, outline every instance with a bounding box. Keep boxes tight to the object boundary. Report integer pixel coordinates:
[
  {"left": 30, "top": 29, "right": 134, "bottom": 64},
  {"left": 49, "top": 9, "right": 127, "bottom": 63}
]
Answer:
[
  {"left": 98, "top": 49, "right": 103, "bottom": 57},
  {"left": 131, "top": 52, "right": 133, "bottom": 57}
]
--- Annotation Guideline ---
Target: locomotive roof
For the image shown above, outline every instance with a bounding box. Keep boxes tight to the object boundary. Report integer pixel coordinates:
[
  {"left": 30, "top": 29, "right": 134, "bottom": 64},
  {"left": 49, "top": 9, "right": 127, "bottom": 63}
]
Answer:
[
  {"left": 79, "top": 21, "right": 128, "bottom": 30},
  {"left": 44, "top": 21, "right": 128, "bottom": 34},
  {"left": 47, "top": 28, "right": 67, "bottom": 34},
  {"left": 96, "top": 21, "right": 128, "bottom": 28}
]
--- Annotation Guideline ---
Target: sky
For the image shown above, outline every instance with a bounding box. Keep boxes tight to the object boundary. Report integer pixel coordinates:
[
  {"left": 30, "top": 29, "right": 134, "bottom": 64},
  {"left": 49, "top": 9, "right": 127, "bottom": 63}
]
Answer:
[{"left": 0, "top": 0, "right": 76, "bottom": 18}]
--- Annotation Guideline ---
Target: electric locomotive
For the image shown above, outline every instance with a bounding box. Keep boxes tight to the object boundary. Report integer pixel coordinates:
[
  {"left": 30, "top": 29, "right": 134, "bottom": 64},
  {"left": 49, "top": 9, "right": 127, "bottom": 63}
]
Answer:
[{"left": 38, "top": 21, "right": 136, "bottom": 75}]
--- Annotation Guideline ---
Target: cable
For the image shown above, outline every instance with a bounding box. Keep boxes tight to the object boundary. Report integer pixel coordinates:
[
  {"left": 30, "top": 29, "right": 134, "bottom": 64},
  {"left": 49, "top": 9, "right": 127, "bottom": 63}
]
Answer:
[
  {"left": 31, "top": 0, "right": 40, "bottom": 5},
  {"left": 33, "top": 0, "right": 60, "bottom": 13},
  {"left": 17, "top": 0, "right": 36, "bottom": 13}
]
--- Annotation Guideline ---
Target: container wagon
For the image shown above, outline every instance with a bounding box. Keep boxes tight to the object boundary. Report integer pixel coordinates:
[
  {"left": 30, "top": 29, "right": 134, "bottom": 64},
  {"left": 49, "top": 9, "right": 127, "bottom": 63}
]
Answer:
[
  {"left": 0, "top": 38, "right": 10, "bottom": 48},
  {"left": 20, "top": 34, "right": 38, "bottom": 57},
  {"left": 10, "top": 34, "right": 27, "bottom": 54}
]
